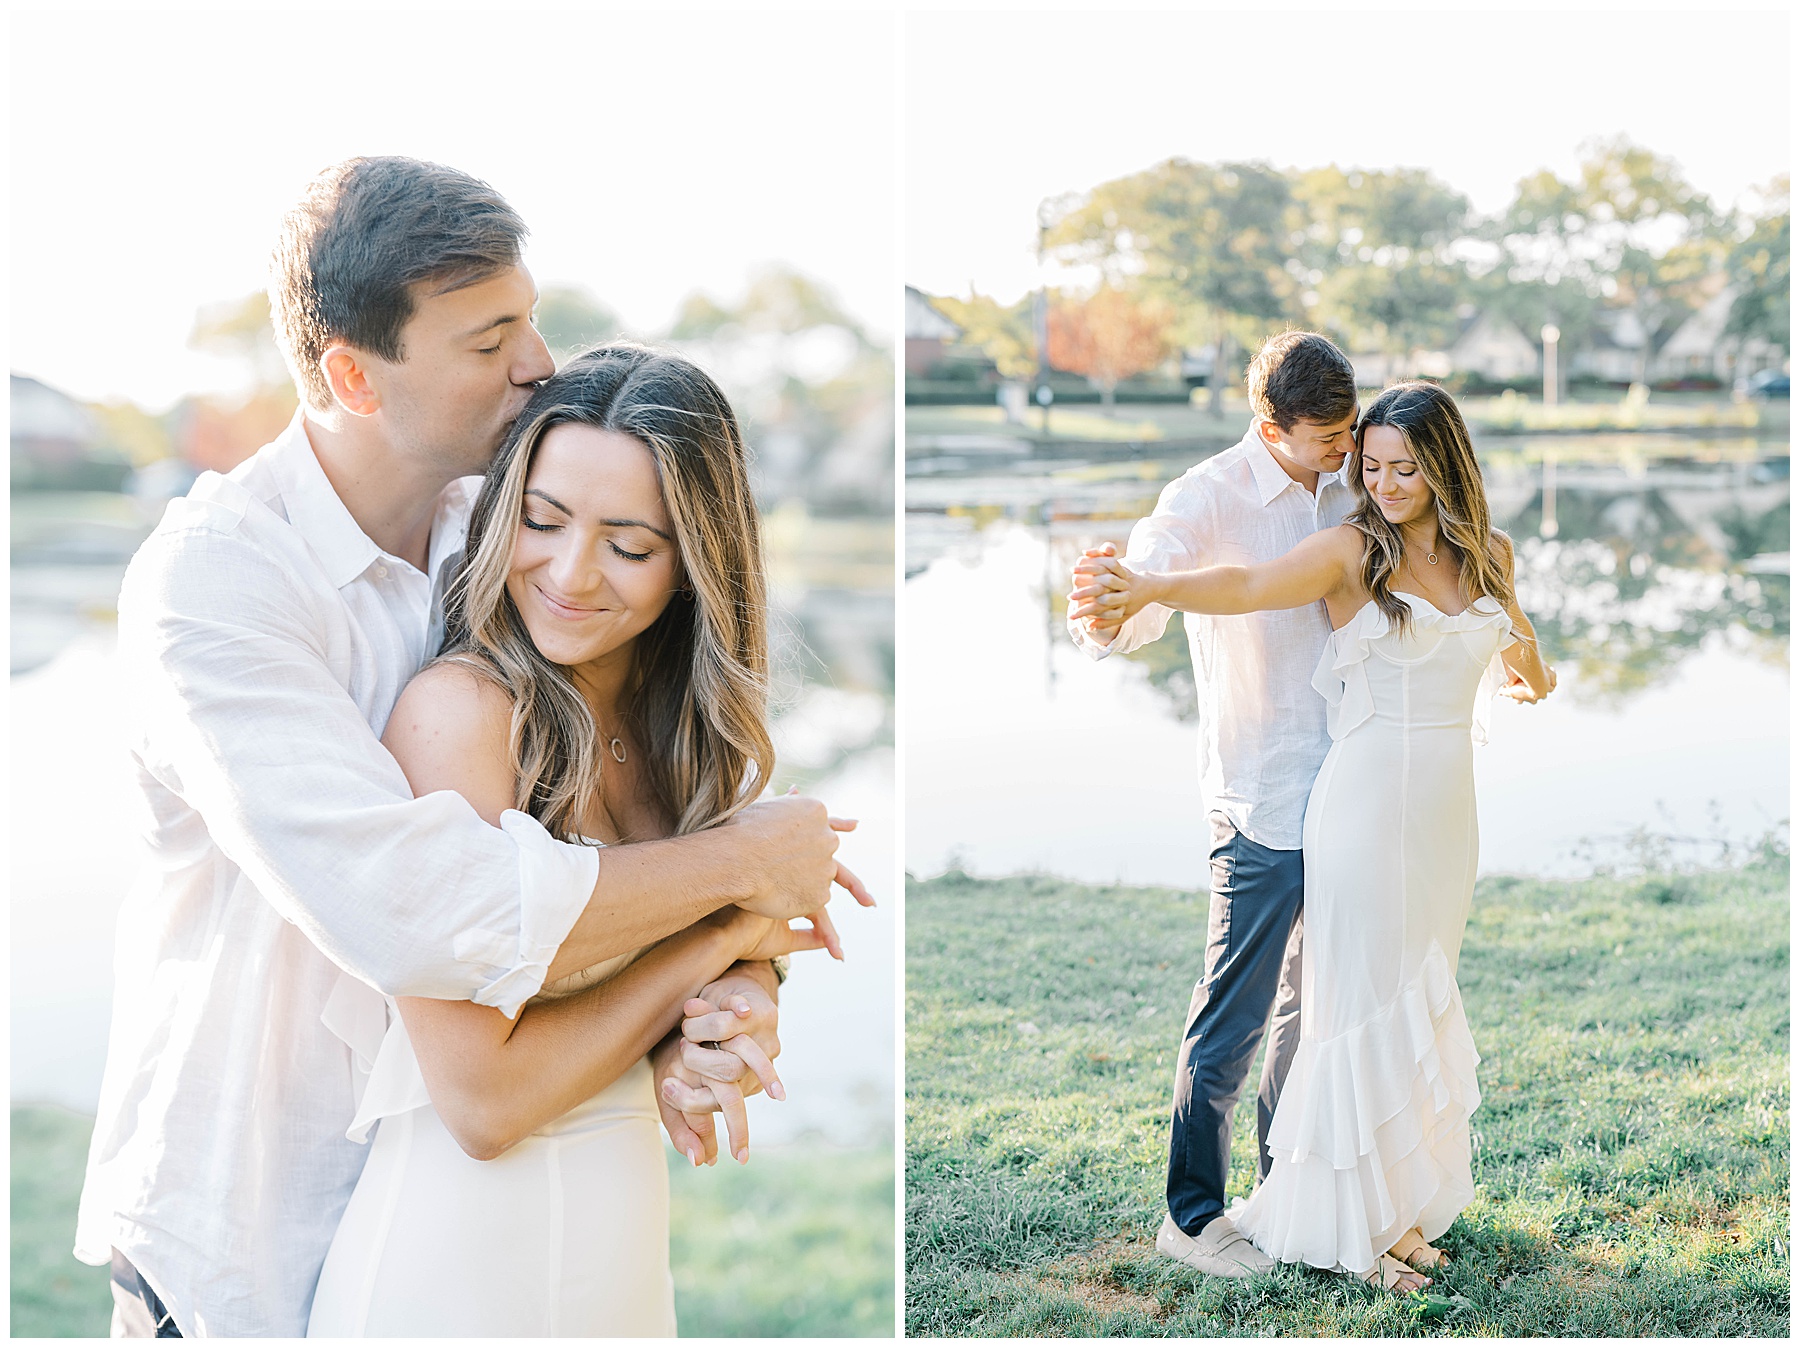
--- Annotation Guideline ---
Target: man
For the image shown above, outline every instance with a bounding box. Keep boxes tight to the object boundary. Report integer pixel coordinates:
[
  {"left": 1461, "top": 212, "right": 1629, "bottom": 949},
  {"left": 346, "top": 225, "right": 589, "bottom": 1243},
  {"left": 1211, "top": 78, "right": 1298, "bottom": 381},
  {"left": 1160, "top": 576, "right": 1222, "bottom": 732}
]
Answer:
[
  {"left": 75, "top": 157, "right": 867, "bottom": 1337},
  {"left": 1067, "top": 331, "right": 1360, "bottom": 1278}
]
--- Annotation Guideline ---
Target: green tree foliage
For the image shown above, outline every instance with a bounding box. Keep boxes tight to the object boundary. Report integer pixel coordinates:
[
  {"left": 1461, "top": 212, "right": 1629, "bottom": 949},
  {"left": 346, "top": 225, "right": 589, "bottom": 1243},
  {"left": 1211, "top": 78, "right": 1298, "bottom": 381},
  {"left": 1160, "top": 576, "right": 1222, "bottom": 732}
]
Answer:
[
  {"left": 929, "top": 293, "right": 1037, "bottom": 381},
  {"left": 189, "top": 291, "right": 289, "bottom": 390},
  {"left": 1046, "top": 159, "right": 1292, "bottom": 414},
  {"left": 1494, "top": 140, "right": 1722, "bottom": 383},
  {"left": 1295, "top": 167, "right": 1472, "bottom": 379},
  {"left": 1725, "top": 179, "right": 1789, "bottom": 351},
  {"left": 534, "top": 285, "right": 619, "bottom": 363}
]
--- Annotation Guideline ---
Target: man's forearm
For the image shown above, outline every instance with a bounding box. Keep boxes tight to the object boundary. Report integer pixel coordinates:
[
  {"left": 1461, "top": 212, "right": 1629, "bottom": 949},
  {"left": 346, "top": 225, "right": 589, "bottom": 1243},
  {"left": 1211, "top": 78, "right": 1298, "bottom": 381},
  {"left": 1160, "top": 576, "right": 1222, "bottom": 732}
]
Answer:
[{"left": 547, "top": 828, "right": 755, "bottom": 983}]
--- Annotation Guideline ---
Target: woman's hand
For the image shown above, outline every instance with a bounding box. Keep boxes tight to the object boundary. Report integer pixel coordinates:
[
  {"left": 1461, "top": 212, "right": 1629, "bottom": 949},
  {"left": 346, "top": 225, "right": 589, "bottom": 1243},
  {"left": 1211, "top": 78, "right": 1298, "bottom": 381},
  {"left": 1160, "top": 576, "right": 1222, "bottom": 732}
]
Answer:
[
  {"left": 1068, "top": 551, "right": 1157, "bottom": 637},
  {"left": 657, "top": 979, "right": 783, "bottom": 1164},
  {"left": 1499, "top": 662, "right": 1557, "bottom": 703}
]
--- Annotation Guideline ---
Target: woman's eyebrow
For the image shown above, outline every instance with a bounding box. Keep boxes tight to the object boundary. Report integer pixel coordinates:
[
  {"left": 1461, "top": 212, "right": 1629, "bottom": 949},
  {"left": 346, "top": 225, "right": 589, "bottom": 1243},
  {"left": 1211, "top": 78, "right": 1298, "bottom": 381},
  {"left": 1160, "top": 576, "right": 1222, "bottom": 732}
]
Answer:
[
  {"left": 525, "top": 489, "right": 672, "bottom": 541},
  {"left": 604, "top": 517, "right": 674, "bottom": 541}
]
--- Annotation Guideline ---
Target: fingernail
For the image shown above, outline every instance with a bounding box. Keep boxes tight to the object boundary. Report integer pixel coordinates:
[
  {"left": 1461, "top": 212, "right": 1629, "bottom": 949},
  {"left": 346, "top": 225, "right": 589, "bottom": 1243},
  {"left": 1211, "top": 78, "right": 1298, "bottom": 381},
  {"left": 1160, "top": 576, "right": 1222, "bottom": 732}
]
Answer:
[
  {"left": 735, "top": 1147, "right": 748, "bottom": 1164},
  {"left": 769, "top": 1081, "right": 785, "bottom": 1101},
  {"left": 686, "top": 1146, "right": 699, "bottom": 1167}
]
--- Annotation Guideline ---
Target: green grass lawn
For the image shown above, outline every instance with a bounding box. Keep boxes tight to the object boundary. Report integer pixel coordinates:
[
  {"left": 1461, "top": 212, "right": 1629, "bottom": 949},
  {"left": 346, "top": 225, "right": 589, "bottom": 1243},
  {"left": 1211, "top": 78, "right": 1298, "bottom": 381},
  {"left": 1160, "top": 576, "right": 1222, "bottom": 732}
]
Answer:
[
  {"left": 906, "top": 846, "right": 1789, "bottom": 1337},
  {"left": 11, "top": 1110, "right": 893, "bottom": 1337}
]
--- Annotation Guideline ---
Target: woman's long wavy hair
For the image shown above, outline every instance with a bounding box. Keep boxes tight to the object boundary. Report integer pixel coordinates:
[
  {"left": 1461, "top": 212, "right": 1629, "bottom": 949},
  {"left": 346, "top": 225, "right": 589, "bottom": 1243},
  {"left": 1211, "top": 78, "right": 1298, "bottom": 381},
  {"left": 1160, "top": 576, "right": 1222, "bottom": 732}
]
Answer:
[
  {"left": 1348, "top": 381, "right": 1517, "bottom": 635},
  {"left": 438, "top": 343, "right": 772, "bottom": 842}
]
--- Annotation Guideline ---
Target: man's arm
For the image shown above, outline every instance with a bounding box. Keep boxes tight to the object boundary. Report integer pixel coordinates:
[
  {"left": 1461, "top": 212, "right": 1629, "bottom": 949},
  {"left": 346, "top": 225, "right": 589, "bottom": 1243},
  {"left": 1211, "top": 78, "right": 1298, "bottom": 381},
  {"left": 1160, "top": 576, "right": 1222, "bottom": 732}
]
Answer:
[
  {"left": 381, "top": 665, "right": 869, "bottom": 982},
  {"left": 122, "top": 521, "right": 595, "bottom": 1016},
  {"left": 1066, "top": 473, "right": 1214, "bottom": 660}
]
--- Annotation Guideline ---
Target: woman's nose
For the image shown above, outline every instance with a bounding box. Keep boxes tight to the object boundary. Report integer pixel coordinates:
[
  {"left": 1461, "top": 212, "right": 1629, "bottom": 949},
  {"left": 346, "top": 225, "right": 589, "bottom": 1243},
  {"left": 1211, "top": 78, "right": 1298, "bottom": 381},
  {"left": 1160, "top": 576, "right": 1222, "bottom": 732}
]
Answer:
[{"left": 548, "top": 538, "right": 601, "bottom": 594}]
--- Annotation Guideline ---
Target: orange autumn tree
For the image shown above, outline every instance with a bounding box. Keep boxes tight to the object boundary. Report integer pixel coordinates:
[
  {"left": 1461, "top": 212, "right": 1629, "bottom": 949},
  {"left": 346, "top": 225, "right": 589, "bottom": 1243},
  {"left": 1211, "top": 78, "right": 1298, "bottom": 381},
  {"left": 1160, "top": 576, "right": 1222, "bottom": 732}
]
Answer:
[{"left": 1047, "top": 287, "right": 1173, "bottom": 410}]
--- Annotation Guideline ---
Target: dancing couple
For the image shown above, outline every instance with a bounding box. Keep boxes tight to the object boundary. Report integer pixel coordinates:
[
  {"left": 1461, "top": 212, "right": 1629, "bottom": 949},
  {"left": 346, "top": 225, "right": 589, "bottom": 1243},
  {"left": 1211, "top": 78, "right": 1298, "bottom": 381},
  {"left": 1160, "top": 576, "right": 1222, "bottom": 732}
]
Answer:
[
  {"left": 1067, "top": 331, "right": 1556, "bottom": 1291},
  {"left": 75, "top": 157, "right": 871, "bottom": 1336}
]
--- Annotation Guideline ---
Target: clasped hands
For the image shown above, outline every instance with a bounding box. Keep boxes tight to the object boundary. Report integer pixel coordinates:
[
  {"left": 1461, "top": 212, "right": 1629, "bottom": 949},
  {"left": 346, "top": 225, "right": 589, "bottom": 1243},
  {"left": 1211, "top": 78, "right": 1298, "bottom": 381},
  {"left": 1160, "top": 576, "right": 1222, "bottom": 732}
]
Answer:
[
  {"left": 651, "top": 967, "right": 783, "bottom": 1168},
  {"left": 1067, "top": 542, "right": 1154, "bottom": 640}
]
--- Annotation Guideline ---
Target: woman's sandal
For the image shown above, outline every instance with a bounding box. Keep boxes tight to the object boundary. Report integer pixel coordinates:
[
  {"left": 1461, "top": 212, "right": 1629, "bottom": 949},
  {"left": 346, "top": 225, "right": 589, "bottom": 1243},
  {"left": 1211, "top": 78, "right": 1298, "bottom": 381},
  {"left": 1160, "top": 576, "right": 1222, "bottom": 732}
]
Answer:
[
  {"left": 1355, "top": 1255, "right": 1432, "bottom": 1294},
  {"left": 1388, "top": 1227, "right": 1451, "bottom": 1274}
]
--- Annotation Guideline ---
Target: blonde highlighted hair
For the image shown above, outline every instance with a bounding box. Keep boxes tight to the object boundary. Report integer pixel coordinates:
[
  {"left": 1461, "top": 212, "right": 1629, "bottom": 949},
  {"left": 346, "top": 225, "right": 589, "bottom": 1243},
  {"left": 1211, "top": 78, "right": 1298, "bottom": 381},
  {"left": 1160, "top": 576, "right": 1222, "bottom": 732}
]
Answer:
[
  {"left": 1349, "top": 381, "right": 1518, "bottom": 635},
  {"left": 439, "top": 343, "right": 772, "bottom": 841}
]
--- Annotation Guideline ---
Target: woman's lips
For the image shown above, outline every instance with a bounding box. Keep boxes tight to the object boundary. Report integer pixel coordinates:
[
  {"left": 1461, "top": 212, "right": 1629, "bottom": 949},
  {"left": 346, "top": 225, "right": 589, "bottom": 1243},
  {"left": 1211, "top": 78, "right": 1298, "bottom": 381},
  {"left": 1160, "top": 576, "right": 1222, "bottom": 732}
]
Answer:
[{"left": 536, "top": 586, "right": 601, "bottom": 620}]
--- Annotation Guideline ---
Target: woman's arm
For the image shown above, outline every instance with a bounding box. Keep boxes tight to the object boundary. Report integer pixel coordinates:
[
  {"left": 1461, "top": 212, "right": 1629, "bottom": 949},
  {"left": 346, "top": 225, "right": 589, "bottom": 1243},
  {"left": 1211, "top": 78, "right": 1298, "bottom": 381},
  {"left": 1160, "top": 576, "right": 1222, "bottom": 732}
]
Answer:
[
  {"left": 1070, "top": 524, "right": 1362, "bottom": 632},
  {"left": 398, "top": 908, "right": 797, "bottom": 1161},
  {"left": 378, "top": 663, "right": 819, "bottom": 1160},
  {"left": 1489, "top": 530, "right": 1556, "bottom": 702}
]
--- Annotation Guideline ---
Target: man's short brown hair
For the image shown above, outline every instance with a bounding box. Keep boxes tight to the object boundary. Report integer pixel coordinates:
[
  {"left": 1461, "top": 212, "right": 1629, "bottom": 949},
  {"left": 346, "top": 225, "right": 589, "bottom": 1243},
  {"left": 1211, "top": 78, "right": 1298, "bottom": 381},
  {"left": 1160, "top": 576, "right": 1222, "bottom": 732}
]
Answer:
[
  {"left": 270, "top": 157, "right": 528, "bottom": 410},
  {"left": 1245, "top": 331, "right": 1358, "bottom": 430}
]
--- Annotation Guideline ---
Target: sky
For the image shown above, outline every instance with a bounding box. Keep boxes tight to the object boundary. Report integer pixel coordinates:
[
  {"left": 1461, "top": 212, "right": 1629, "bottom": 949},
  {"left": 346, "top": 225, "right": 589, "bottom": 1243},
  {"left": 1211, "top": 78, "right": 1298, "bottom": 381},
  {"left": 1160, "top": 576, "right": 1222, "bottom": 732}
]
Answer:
[
  {"left": 10, "top": 9, "right": 897, "bottom": 411},
  {"left": 906, "top": 9, "right": 1791, "bottom": 304}
]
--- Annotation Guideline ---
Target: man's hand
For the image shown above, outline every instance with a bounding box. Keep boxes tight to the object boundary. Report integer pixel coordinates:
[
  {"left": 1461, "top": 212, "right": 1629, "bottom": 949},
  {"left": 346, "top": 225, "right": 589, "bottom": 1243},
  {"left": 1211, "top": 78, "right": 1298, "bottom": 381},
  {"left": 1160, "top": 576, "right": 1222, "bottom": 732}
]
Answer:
[
  {"left": 1069, "top": 545, "right": 1152, "bottom": 639},
  {"left": 725, "top": 793, "right": 875, "bottom": 922}
]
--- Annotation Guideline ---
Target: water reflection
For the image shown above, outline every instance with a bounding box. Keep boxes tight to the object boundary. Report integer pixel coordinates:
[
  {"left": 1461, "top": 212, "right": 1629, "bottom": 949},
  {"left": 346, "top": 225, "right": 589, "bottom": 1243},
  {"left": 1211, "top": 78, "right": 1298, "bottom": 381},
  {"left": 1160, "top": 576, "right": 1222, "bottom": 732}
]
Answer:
[
  {"left": 908, "top": 434, "right": 1789, "bottom": 717},
  {"left": 905, "top": 431, "right": 1788, "bottom": 882}
]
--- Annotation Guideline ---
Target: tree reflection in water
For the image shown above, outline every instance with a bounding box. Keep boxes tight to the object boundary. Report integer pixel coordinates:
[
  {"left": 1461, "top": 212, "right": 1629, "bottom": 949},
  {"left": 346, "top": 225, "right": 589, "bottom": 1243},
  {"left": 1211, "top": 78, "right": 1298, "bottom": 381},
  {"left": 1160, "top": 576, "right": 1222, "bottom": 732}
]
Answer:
[{"left": 1110, "top": 456, "right": 1788, "bottom": 717}]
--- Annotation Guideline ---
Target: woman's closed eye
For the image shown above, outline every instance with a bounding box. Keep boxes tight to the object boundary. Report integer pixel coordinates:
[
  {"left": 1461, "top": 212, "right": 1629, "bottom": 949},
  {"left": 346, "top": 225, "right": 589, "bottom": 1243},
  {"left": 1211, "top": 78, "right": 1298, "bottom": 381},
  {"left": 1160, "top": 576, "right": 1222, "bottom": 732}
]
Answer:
[{"left": 611, "top": 541, "right": 653, "bottom": 562}]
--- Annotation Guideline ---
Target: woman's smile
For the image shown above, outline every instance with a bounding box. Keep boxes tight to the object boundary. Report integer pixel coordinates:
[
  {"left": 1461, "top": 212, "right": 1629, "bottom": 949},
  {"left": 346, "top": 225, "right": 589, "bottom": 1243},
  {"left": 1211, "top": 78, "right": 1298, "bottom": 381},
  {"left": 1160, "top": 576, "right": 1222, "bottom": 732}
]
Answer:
[{"left": 534, "top": 584, "right": 607, "bottom": 621}]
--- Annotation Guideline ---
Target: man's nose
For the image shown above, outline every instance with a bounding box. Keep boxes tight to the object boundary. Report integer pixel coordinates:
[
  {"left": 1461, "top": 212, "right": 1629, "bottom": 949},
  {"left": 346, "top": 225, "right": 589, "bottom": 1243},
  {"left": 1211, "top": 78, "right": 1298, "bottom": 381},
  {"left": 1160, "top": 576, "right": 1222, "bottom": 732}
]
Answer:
[{"left": 516, "top": 324, "right": 556, "bottom": 385}]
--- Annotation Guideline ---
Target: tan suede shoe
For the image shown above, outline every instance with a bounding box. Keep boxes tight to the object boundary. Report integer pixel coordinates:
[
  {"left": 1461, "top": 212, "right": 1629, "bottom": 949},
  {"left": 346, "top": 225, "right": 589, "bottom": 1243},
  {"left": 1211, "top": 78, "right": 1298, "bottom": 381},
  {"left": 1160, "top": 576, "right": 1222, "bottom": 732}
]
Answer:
[{"left": 1155, "top": 1214, "right": 1275, "bottom": 1278}]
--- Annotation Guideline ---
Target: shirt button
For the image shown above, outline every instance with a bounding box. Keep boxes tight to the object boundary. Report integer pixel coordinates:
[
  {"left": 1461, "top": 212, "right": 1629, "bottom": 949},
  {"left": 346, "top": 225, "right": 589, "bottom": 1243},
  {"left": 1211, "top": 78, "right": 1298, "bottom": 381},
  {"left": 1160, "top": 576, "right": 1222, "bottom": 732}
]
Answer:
[{"left": 374, "top": 564, "right": 388, "bottom": 579}]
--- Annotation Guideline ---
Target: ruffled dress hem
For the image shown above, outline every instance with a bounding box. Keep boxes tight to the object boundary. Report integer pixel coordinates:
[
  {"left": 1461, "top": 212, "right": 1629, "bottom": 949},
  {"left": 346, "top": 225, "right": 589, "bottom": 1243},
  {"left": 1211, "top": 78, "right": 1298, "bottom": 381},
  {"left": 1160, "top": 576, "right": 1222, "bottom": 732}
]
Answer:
[{"left": 1231, "top": 941, "right": 1482, "bottom": 1275}]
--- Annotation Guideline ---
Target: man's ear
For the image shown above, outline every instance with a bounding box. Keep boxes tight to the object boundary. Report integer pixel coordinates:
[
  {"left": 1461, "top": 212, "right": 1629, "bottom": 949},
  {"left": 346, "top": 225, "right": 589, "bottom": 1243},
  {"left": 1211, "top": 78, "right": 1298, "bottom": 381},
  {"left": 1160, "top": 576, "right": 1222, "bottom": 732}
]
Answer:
[
  {"left": 1256, "top": 417, "right": 1284, "bottom": 448},
  {"left": 320, "top": 346, "right": 382, "bottom": 418}
]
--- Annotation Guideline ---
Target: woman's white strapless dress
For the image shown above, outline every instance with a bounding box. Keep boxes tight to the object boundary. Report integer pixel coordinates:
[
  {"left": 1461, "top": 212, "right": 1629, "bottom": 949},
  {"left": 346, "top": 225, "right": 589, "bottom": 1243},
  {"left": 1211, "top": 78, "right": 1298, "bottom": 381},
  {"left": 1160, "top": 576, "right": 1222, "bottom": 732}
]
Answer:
[
  {"left": 1231, "top": 592, "right": 1511, "bottom": 1275},
  {"left": 306, "top": 837, "right": 675, "bottom": 1337}
]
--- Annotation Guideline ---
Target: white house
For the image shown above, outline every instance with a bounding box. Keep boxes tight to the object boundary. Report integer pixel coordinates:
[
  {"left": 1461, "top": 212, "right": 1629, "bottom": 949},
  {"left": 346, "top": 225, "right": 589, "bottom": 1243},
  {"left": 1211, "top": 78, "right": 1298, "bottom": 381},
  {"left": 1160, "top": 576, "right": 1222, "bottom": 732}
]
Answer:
[
  {"left": 904, "top": 286, "right": 961, "bottom": 376},
  {"left": 1650, "top": 284, "right": 1785, "bottom": 383}
]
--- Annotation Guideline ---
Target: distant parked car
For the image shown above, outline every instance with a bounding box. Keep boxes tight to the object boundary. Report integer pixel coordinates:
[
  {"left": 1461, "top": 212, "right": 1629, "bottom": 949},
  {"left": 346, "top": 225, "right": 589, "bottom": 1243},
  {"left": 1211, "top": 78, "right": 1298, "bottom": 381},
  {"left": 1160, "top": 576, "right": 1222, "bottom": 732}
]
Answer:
[{"left": 1742, "top": 369, "right": 1789, "bottom": 399}]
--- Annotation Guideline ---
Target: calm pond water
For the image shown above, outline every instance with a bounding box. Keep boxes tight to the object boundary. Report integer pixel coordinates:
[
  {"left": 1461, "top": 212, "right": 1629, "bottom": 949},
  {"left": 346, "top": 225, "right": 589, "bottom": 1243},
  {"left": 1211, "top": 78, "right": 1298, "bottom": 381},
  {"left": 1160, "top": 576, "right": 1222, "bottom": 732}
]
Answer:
[
  {"left": 11, "top": 492, "right": 895, "bottom": 1146},
  {"left": 906, "top": 428, "right": 1788, "bottom": 886}
]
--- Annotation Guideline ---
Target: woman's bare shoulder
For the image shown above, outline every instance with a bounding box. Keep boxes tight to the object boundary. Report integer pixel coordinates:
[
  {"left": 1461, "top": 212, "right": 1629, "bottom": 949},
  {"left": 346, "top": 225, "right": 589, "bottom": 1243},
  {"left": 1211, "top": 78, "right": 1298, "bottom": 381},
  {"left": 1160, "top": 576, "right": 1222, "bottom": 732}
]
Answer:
[
  {"left": 382, "top": 657, "right": 517, "bottom": 822},
  {"left": 1320, "top": 522, "right": 1366, "bottom": 558}
]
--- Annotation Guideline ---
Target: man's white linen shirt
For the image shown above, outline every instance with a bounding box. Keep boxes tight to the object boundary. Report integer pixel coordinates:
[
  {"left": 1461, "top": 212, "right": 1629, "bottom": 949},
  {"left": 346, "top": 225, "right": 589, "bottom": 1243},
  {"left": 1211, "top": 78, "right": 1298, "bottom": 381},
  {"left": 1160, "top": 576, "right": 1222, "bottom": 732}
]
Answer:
[
  {"left": 1070, "top": 423, "right": 1354, "bottom": 849},
  {"left": 74, "top": 413, "right": 599, "bottom": 1338}
]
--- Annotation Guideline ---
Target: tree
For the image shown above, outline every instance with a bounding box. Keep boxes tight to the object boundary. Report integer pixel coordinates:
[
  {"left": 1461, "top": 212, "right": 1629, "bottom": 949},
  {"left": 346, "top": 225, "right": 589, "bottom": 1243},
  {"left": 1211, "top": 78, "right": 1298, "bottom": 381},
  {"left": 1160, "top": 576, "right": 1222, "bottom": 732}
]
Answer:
[
  {"left": 189, "top": 291, "right": 290, "bottom": 391},
  {"left": 929, "top": 292, "right": 1037, "bottom": 381},
  {"left": 1047, "top": 286, "right": 1172, "bottom": 409},
  {"left": 534, "top": 286, "right": 619, "bottom": 362},
  {"left": 1492, "top": 140, "right": 1722, "bottom": 385},
  {"left": 1046, "top": 159, "right": 1292, "bottom": 415},
  {"left": 1725, "top": 179, "right": 1789, "bottom": 353},
  {"left": 1295, "top": 166, "right": 1472, "bottom": 380}
]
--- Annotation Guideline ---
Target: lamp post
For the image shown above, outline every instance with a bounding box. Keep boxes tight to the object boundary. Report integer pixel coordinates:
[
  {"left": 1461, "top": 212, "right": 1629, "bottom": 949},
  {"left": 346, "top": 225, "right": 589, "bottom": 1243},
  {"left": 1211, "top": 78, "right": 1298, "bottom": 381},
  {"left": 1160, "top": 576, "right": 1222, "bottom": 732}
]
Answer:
[
  {"left": 1035, "top": 199, "right": 1055, "bottom": 435},
  {"left": 1541, "top": 323, "right": 1561, "bottom": 407}
]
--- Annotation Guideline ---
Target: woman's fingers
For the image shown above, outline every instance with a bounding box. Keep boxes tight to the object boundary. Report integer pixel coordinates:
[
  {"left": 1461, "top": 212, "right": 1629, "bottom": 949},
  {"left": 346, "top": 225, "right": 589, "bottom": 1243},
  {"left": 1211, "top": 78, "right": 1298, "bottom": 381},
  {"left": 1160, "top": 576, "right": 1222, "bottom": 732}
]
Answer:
[
  {"left": 682, "top": 1006, "right": 750, "bottom": 1044},
  {"left": 679, "top": 1032, "right": 782, "bottom": 1100},
  {"left": 835, "top": 859, "right": 876, "bottom": 907},
  {"left": 808, "top": 905, "right": 844, "bottom": 961},
  {"left": 711, "top": 1077, "right": 750, "bottom": 1163}
]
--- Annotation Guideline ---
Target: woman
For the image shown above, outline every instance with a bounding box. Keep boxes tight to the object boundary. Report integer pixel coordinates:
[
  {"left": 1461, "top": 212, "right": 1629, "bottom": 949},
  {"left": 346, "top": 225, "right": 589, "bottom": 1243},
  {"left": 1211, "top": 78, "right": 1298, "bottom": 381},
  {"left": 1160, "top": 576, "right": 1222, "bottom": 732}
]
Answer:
[
  {"left": 307, "top": 345, "right": 838, "bottom": 1336},
  {"left": 1071, "top": 381, "right": 1555, "bottom": 1292}
]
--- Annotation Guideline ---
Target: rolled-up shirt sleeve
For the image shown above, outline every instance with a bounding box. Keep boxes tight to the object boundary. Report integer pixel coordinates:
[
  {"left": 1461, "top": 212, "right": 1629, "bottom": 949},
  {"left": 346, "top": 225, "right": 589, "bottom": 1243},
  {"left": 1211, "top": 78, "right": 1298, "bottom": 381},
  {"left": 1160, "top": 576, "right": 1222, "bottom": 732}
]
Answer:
[
  {"left": 1068, "top": 472, "right": 1215, "bottom": 660},
  {"left": 119, "top": 520, "right": 593, "bottom": 1016}
]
